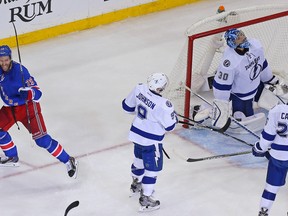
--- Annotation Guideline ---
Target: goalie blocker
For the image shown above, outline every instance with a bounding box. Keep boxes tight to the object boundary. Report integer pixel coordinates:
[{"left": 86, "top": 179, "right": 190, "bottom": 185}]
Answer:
[{"left": 211, "top": 99, "right": 231, "bottom": 130}]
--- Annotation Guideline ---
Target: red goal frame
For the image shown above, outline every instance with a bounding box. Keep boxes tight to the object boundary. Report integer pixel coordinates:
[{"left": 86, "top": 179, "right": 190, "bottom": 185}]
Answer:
[{"left": 184, "top": 10, "right": 288, "bottom": 120}]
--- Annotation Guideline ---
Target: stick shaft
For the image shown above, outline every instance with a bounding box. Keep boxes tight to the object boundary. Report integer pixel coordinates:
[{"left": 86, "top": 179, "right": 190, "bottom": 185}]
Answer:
[
  {"left": 11, "top": 22, "right": 31, "bottom": 133},
  {"left": 187, "top": 150, "right": 251, "bottom": 162}
]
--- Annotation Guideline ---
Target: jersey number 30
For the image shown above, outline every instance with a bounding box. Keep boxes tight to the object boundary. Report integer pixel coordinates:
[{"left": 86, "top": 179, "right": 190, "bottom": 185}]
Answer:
[{"left": 218, "top": 71, "right": 228, "bottom": 80}]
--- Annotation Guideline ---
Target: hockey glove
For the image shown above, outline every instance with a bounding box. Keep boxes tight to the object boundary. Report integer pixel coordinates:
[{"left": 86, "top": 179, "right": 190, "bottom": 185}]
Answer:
[
  {"left": 18, "top": 87, "right": 34, "bottom": 101},
  {"left": 252, "top": 141, "right": 266, "bottom": 157}
]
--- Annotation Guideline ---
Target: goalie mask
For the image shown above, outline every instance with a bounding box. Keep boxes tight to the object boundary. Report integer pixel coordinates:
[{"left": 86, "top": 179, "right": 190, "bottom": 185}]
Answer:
[
  {"left": 0, "top": 45, "right": 12, "bottom": 58},
  {"left": 147, "top": 73, "right": 169, "bottom": 94},
  {"left": 224, "top": 28, "right": 250, "bottom": 49}
]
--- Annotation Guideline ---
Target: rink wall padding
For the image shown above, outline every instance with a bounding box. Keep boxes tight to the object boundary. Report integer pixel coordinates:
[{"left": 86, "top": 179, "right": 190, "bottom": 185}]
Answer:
[{"left": 0, "top": 0, "right": 200, "bottom": 47}]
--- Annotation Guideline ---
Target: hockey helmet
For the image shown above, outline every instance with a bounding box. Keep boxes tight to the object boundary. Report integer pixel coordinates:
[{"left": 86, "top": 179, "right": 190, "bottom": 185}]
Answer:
[
  {"left": 224, "top": 28, "right": 250, "bottom": 49},
  {"left": 0, "top": 45, "right": 12, "bottom": 58},
  {"left": 147, "top": 73, "right": 169, "bottom": 94}
]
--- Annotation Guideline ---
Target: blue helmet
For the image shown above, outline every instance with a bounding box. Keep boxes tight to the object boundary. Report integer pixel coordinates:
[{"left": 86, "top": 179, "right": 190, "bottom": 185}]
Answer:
[
  {"left": 0, "top": 45, "right": 12, "bottom": 58},
  {"left": 224, "top": 28, "right": 250, "bottom": 49}
]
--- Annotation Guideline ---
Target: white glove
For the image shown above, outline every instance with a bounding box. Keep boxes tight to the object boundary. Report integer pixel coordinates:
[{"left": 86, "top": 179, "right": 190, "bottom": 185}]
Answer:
[
  {"left": 212, "top": 35, "right": 225, "bottom": 49},
  {"left": 266, "top": 83, "right": 288, "bottom": 96}
]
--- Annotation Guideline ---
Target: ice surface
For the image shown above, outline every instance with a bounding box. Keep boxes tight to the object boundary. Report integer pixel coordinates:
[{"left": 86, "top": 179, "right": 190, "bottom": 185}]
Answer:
[{"left": 1, "top": 0, "right": 287, "bottom": 215}]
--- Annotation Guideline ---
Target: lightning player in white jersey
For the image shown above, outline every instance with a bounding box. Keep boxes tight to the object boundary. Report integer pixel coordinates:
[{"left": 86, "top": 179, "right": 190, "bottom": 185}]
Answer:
[
  {"left": 211, "top": 28, "right": 279, "bottom": 128},
  {"left": 122, "top": 73, "right": 177, "bottom": 212},
  {"left": 252, "top": 102, "right": 288, "bottom": 216}
]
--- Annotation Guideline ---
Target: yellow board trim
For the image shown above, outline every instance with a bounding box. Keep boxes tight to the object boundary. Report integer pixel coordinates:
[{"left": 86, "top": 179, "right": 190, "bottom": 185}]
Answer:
[{"left": 0, "top": 0, "right": 200, "bottom": 47}]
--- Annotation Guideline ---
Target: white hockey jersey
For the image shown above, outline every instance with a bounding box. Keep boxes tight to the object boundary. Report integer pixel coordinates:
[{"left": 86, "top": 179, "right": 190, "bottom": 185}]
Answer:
[
  {"left": 122, "top": 83, "right": 177, "bottom": 146},
  {"left": 213, "top": 39, "right": 274, "bottom": 101},
  {"left": 259, "top": 104, "right": 288, "bottom": 161}
]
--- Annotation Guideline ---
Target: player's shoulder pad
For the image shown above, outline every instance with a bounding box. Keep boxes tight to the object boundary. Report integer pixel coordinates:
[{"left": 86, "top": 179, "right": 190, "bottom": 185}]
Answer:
[
  {"left": 160, "top": 99, "right": 174, "bottom": 112},
  {"left": 165, "top": 100, "right": 173, "bottom": 108},
  {"left": 221, "top": 49, "right": 238, "bottom": 69},
  {"left": 269, "top": 103, "right": 285, "bottom": 115}
]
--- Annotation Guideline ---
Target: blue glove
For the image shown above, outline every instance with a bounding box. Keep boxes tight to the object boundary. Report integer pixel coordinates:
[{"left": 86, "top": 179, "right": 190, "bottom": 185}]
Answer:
[
  {"left": 18, "top": 87, "right": 34, "bottom": 100},
  {"left": 252, "top": 142, "right": 266, "bottom": 157}
]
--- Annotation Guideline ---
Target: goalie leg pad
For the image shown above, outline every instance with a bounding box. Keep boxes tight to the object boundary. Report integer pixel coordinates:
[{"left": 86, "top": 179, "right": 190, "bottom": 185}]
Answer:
[
  {"left": 211, "top": 99, "right": 230, "bottom": 129},
  {"left": 258, "top": 87, "right": 279, "bottom": 110}
]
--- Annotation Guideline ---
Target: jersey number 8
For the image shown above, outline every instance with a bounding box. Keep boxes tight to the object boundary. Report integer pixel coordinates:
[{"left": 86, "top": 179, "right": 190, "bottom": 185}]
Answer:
[{"left": 137, "top": 105, "right": 147, "bottom": 119}]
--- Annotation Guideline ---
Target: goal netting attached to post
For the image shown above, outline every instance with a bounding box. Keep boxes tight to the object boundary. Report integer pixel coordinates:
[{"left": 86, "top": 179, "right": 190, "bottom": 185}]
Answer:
[{"left": 164, "top": 4, "right": 288, "bottom": 120}]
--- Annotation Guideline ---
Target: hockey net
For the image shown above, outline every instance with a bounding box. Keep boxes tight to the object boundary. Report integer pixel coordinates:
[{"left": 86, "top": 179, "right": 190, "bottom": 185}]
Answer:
[{"left": 164, "top": 4, "right": 288, "bottom": 119}]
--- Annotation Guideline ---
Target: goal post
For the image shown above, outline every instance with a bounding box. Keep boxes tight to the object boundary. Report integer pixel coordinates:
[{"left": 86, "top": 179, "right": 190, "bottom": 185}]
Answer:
[{"left": 165, "top": 4, "right": 288, "bottom": 121}]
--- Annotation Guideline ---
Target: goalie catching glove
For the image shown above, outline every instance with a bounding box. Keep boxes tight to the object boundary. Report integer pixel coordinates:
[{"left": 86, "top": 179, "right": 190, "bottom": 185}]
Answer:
[{"left": 211, "top": 99, "right": 231, "bottom": 130}]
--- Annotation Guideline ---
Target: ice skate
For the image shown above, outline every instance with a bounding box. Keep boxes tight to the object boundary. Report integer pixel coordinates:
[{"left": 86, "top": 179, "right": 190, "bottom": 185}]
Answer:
[
  {"left": 0, "top": 156, "right": 19, "bottom": 167},
  {"left": 258, "top": 207, "right": 268, "bottom": 216},
  {"left": 138, "top": 194, "right": 160, "bottom": 212},
  {"left": 66, "top": 157, "right": 78, "bottom": 179},
  {"left": 130, "top": 177, "right": 142, "bottom": 197}
]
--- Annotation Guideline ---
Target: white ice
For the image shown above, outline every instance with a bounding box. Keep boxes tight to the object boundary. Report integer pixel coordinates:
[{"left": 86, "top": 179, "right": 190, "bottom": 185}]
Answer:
[{"left": 1, "top": 0, "right": 288, "bottom": 215}]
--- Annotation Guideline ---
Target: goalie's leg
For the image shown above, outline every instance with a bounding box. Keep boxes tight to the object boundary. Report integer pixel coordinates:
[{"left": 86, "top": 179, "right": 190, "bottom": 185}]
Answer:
[{"left": 230, "top": 94, "right": 254, "bottom": 119}]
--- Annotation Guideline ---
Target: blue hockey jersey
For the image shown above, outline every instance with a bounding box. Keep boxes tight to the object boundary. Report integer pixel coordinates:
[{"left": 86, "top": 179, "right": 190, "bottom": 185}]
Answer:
[{"left": 0, "top": 61, "right": 42, "bottom": 106}]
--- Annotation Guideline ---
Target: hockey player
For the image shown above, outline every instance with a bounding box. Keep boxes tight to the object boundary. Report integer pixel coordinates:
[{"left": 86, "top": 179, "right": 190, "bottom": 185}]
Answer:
[
  {"left": 0, "top": 45, "right": 78, "bottom": 178},
  {"left": 211, "top": 28, "right": 280, "bottom": 128},
  {"left": 122, "top": 73, "right": 177, "bottom": 212},
  {"left": 252, "top": 102, "right": 288, "bottom": 216}
]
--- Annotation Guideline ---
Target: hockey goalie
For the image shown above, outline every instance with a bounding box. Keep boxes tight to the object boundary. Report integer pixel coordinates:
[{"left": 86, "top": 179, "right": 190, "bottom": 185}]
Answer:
[{"left": 193, "top": 28, "right": 288, "bottom": 133}]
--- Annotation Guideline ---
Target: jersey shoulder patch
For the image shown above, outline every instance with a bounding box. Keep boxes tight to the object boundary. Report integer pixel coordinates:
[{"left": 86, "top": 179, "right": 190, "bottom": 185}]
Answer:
[
  {"left": 223, "top": 59, "right": 231, "bottom": 67},
  {"left": 166, "top": 100, "right": 173, "bottom": 108}
]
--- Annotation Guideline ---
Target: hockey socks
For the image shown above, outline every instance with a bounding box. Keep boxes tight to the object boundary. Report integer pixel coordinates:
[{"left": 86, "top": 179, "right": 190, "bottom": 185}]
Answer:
[
  {"left": 35, "top": 135, "right": 70, "bottom": 163},
  {"left": 0, "top": 131, "right": 18, "bottom": 158}
]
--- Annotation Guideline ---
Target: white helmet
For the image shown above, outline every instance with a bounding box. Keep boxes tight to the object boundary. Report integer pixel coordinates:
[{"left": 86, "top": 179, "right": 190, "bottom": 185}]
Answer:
[{"left": 147, "top": 73, "right": 169, "bottom": 94}]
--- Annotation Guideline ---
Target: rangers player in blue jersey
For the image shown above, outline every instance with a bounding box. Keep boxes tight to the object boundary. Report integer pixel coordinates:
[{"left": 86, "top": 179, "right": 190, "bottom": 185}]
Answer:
[
  {"left": 122, "top": 73, "right": 177, "bottom": 212},
  {"left": 211, "top": 28, "right": 280, "bottom": 128},
  {"left": 253, "top": 102, "right": 288, "bottom": 216},
  {"left": 0, "top": 45, "right": 78, "bottom": 178}
]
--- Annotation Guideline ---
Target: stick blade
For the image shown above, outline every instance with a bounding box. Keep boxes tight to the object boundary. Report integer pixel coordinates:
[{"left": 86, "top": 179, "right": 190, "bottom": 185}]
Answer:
[
  {"left": 218, "top": 118, "right": 231, "bottom": 133},
  {"left": 64, "top": 201, "right": 80, "bottom": 216},
  {"left": 187, "top": 158, "right": 203, "bottom": 162}
]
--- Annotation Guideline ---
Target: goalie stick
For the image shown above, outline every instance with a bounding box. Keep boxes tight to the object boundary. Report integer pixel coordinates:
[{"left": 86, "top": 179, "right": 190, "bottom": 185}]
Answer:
[
  {"left": 64, "top": 200, "right": 79, "bottom": 216},
  {"left": 186, "top": 150, "right": 251, "bottom": 162},
  {"left": 178, "top": 119, "right": 253, "bottom": 147},
  {"left": 184, "top": 85, "right": 260, "bottom": 139}
]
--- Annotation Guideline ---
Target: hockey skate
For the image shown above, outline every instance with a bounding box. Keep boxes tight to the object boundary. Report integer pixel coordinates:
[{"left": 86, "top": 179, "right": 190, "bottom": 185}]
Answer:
[
  {"left": 139, "top": 194, "right": 160, "bottom": 212},
  {"left": 66, "top": 157, "right": 78, "bottom": 179},
  {"left": 130, "top": 177, "right": 142, "bottom": 197},
  {"left": 258, "top": 207, "right": 268, "bottom": 216},
  {"left": 0, "top": 156, "right": 19, "bottom": 167}
]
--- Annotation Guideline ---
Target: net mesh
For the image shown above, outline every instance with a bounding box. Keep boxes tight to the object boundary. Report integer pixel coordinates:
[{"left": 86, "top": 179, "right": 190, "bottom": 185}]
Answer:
[{"left": 165, "top": 4, "right": 288, "bottom": 116}]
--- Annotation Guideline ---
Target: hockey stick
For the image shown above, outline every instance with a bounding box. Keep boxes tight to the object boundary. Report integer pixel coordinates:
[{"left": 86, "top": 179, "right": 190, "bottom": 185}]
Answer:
[
  {"left": 162, "top": 147, "right": 170, "bottom": 159},
  {"left": 184, "top": 85, "right": 260, "bottom": 139},
  {"left": 186, "top": 150, "right": 251, "bottom": 162},
  {"left": 178, "top": 119, "right": 253, "bottom": 147},
  {"left": 11, "top": 22, "right": 31, "bottom": 133},
  {"left": 64, "top": 200, "right": 80, "bottom": 216}
]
